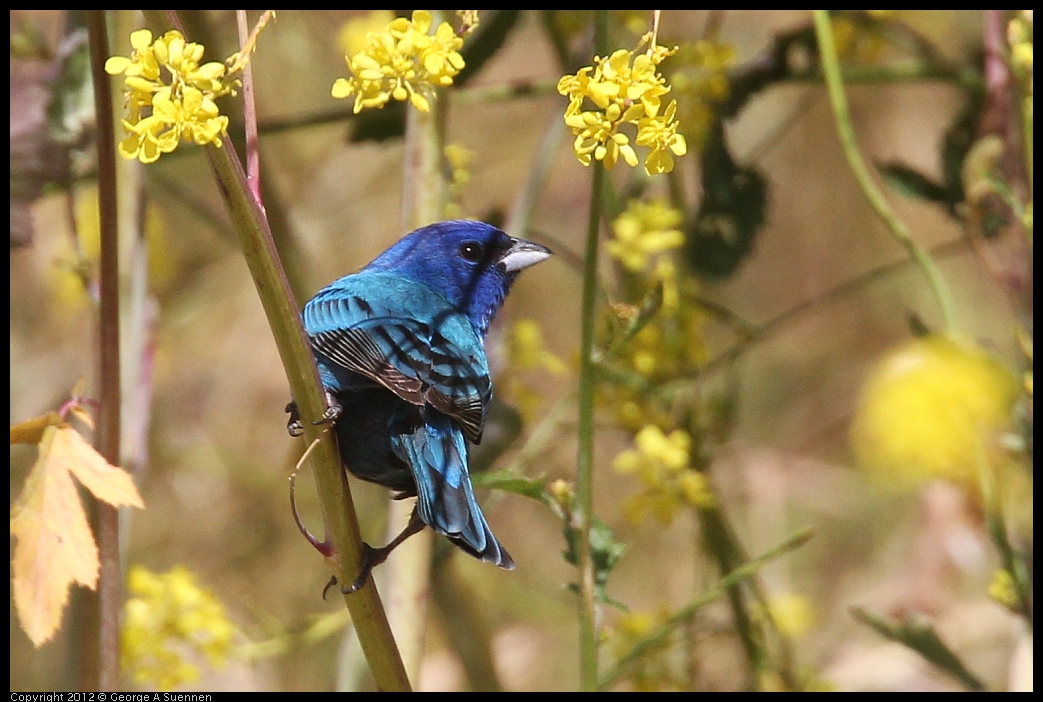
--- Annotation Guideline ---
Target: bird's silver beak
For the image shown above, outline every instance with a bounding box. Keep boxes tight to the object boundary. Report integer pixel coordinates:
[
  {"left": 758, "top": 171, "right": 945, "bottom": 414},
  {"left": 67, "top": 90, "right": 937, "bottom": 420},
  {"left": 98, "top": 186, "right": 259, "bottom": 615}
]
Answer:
[{"left": 500, "top": 237, "right": 552, "bottom": 273}]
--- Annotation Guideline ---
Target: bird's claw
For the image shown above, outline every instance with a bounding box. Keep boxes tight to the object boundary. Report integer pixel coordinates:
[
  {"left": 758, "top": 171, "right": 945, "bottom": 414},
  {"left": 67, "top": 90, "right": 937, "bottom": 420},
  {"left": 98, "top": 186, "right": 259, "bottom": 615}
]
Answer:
[
  {"left": 314, "top": 395, "right": 343, "bottom": 426},
  {"left": 285, "top": 401, "right": 305, "bottom": 437},
  {"left": 285, "top": 397, "right": 341, "bottom": 436},
  {"left": 341, "top": 542, "right": 380, "bottom": 594},
  {"left": 318, "top": 543, "right": 381, "bottom": 598}
]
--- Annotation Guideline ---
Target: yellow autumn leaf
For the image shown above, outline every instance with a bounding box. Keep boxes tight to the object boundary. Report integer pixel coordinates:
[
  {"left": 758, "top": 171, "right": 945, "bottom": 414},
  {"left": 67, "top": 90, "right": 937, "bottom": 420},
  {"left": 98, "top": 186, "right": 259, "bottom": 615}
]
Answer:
[
  {"left": 10, "top": 411, "right": 61, "bottom": 445},
  {"left": 10, "top": 424, "right": 144, "bottom": 646},
  {"left": 56, "top": 427, "right": 145, "bottom": 509}
]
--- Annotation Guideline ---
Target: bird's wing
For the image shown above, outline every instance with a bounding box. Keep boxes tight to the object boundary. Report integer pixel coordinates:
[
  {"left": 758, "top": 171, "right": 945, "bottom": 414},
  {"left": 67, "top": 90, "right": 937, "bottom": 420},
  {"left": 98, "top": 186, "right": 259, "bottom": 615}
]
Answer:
[
  {"left": 304, "top": 274, "right": 491, "bottom": 443},
  {"left": 391, "top": 407, "right": 514, "bottom": 569}
]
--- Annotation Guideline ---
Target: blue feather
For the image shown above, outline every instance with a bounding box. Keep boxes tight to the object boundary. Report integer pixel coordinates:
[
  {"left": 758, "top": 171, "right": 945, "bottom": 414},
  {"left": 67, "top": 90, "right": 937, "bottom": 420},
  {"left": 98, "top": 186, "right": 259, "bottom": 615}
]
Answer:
[{"left": 295, "top": 220, "right": 551, "bottom": 571}]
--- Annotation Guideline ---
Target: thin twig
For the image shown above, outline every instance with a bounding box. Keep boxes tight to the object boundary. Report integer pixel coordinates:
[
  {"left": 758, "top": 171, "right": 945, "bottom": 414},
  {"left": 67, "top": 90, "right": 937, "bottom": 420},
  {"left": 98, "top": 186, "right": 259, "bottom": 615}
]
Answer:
[
  {"left": 236, "top": 11, "right": 261, "bottom": 205},
  {"left": 598, "top": 527, "right": 814, "bottom": 689},
  {"left": 505, "top": 110, "right": 567, "bottom": 241},
  {"left": 812, "top": 10, "right": 957, "bottom": 333}
]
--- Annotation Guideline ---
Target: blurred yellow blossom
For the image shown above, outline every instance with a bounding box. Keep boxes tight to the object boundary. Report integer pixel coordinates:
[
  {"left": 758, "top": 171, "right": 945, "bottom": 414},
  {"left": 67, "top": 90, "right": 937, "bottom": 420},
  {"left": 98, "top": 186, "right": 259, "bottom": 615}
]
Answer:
[
  {"left": 670, "top": 40, "right": 735, "bottom": 151},
  {"left": 332, "top": 10, "right": 465, "bottom": 114},
  {"left": 503, "top": 319, "right": 567, "bottom": 423},
  {"left": 106, "top": 30, "right": 238, "bottom": 163},
  {"left": 988, "top": 568, "right": 1020, "bottom": 612},
  {"left": 616, "top": 293, "right": 708, "bottom": 384},
  {"left": 850, "top": 335, "right": 1019, "bottom": 493},
  {"left": 122, "top": 566, "right": 235, "bottom": 691},
  {"left": 605, "top": 608, "right": 685, "bottom": 691},
  {"left": 766, "top": 592, "right": 815, "bottom": 639},
  {"left": 831, "top": 11, "right": 900, "bottom": 62},
  {"left": 337, "top": 10, "right": 396, "bottom": 57},
  {"left": 609, "top": 199, "right": 684, "bottom": 272},
  {"left": 509, "top": 319, "right": 567, "bottom": 375},
  {"left": 1007, "top": 11, "right": 1033, "bottom": 76},
  {"left": 614, "top": 425, "right": 714, "bottom": 525},
  {"left": 558, "top": 38, "right": 687, "bottom": 175},
  {"left": 443, "top": 143, "right": 473, "bottom": 218}
]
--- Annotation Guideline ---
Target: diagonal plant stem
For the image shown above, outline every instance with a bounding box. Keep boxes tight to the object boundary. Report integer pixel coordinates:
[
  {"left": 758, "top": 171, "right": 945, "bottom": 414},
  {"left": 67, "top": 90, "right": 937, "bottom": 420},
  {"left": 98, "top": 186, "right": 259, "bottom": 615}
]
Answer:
[
  {"left": 203, "top": 133, "right": 410, "bottom": 693},
  {"left": 812, "top": 10, "right": 957, "bottom": 334},
  {"left": 159, "top": 10, "right": 410, "bottom": 690},
  {"left": 597, "top": 526, "right": 814, "bottom": 689}
]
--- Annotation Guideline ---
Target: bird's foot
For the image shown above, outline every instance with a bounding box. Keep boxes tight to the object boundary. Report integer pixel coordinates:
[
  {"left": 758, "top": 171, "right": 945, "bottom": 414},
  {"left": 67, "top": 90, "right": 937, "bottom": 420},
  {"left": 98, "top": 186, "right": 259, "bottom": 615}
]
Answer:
[
  {"left": 340, "top": 542, "right": 385, "bottom": 594},
  {"left": 285, "top": 401, "right": 304, "bottom": 437},
  {"left": 339, "top": 510, "right": 427, "bottom": 595},
  {"left": 314, "top": 392, "right": 342, "bottom": 426},
  {"left": 285, "top": 394, "right": 342, "bottom": 437},
  {"left": 320, "top": 543, "right": 386, "bottom": 598}
]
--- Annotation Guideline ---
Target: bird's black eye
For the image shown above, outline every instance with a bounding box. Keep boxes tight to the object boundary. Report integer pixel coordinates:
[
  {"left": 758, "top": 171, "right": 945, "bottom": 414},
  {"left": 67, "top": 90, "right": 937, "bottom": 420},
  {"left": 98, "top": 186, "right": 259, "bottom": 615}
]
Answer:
[{"left": 459, "top": 241, "right": 484, "bottom": 262}]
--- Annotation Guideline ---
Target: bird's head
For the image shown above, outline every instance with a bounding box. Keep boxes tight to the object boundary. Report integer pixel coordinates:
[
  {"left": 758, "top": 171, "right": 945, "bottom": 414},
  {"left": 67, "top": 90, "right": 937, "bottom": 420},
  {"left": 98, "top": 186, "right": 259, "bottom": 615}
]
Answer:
[{"left": 366, "top": 220, "right": 552, "bottom": 334}]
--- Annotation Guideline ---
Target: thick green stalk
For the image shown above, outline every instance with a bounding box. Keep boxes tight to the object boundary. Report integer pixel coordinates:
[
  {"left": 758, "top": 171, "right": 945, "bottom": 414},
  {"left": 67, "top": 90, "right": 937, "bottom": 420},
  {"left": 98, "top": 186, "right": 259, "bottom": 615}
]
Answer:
[
  {"left": 154, "top": 9, "right": 408, "bottom": 689},
  {"left": 812, "top": 10, "right": 957, "bottom": 334},
  {"left": 203, "top": 137, "right": 410, "bottom": 692},
  {"left": 576, "top": 13, "right": 610, "bottom": 690}
]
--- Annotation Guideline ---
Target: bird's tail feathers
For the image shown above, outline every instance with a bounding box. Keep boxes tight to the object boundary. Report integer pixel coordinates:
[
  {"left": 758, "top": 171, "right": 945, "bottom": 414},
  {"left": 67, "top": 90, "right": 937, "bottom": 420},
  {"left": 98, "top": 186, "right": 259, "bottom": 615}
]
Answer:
[{"left": 392, "top": 409, "right": 514, "bottom": 570}]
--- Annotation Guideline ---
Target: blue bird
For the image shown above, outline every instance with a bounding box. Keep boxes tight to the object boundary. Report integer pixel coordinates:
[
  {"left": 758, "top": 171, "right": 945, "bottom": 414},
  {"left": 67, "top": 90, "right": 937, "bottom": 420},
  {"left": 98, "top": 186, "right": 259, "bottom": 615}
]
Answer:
[{"left": 287, "top": 220, "right": 551, "bottom": 593}]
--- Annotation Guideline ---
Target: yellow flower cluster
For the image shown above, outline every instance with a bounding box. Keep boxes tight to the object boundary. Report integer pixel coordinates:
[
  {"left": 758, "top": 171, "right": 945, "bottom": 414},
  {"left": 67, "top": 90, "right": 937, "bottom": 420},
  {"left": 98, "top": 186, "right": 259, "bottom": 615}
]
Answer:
[
  {"left": 332, "top": 10, "right": 465, "bottom": 114},
  {"left": 598, "top": 198, "right": 708, "bottom": 432},
  {"left": 609, "top": 199, "right": 685, "bottom": 272},
  {"left": 122, "top": 566, "right": 235, "bottom": 691},
  {"left": 613, "top": 424, "right": 714, "bottom": 525},
  {"left": 106, "top": 30, "right": 236, "bottom": 164},
  {"left": 765, "top": 592, "right": 816, "bottom": 639},
  {"left": 337, "top": 10, "right": 396, "bottom": 57},
  {"left": 558, "top": 42, "right": 688, "bottom": 175}
]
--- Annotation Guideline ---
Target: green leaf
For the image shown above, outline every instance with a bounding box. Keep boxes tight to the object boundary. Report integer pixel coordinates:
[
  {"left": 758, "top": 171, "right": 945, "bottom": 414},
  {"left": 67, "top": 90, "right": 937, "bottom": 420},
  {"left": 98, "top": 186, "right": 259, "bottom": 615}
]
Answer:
[
  {"left": 471, "top": 470, "right": 548, "bottom": 502},
  {"left": 877, "top": 161, "right": 951, "bottom": 204},
  {"left": 851, "top": 607, "right": 986, "bottom": 691},
  {"left": 563, "top": 516, "right": 628, "bottom": 608}
]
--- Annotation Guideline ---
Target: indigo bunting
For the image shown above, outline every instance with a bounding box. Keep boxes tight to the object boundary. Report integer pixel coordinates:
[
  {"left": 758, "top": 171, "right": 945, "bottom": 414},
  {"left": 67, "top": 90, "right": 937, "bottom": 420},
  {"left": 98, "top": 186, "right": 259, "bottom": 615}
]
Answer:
[{"left": 288, "top": 220, "right": 551, "bottom": 592}]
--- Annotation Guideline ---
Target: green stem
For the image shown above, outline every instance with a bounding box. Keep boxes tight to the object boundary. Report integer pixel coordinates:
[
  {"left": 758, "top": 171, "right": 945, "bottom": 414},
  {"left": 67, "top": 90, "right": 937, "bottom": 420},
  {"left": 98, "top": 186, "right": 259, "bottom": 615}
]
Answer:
[
  {"left": 157, "top": 10, "right": 407, "bottom": 688},
  {"left": 203, "top": 139, "right": 410, "bottom": 691},
  {"left": 812, "top": 10, "right": 957, "bottom": 334},
  {"left": 575, "top": 13, "right": 609, "bottom": 691},
  {"left": 87, "top": 11, "right": 122, "bottom": 691}
]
